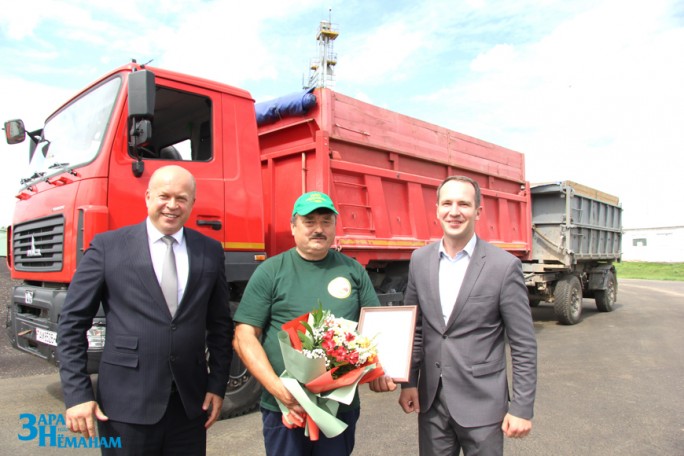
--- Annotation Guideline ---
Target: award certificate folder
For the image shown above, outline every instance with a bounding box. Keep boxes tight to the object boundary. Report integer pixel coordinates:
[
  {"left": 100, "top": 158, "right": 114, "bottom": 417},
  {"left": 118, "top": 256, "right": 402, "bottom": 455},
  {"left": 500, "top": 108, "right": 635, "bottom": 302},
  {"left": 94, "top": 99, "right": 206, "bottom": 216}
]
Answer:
[{"left": 358, "top": 306, "right": 417, "bottom": 382}]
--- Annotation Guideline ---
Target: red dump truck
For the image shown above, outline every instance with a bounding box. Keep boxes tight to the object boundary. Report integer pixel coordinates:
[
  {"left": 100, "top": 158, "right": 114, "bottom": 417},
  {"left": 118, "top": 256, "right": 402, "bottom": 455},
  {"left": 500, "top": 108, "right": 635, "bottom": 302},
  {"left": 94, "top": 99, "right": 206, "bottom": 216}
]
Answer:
[{"left": 4, "top": 62, "right": 622, "bottom": 417}]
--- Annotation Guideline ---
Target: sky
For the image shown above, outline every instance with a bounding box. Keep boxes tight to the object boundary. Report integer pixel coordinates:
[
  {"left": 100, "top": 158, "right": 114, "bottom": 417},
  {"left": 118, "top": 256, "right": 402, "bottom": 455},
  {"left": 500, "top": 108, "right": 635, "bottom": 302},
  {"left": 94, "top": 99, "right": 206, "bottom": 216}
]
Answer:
[{"left": 1, "top": 0, "right": 683, "bottom": 230}]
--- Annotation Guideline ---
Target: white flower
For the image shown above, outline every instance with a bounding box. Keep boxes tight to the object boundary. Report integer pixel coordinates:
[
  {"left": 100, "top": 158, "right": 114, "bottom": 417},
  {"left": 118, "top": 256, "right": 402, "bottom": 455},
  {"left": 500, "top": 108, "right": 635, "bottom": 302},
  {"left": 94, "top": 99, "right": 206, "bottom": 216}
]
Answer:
[{"left": 302, "top": 348, "right": 326, "bottom": 360}]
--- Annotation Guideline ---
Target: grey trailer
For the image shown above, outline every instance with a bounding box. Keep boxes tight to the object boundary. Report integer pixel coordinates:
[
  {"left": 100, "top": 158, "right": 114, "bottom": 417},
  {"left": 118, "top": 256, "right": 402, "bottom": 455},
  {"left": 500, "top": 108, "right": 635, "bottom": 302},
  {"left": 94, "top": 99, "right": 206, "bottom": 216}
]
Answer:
[{"left": 522, "top": 181, "right": 623, "bottom": 324}]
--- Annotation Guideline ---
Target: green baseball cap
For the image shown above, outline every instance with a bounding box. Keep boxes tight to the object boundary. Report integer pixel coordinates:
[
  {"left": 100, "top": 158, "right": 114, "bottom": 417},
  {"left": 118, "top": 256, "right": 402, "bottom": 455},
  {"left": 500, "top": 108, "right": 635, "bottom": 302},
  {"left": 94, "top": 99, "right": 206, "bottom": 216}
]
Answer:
[{"left": 291, "top": 191, "right": 339, "bottom": 216}]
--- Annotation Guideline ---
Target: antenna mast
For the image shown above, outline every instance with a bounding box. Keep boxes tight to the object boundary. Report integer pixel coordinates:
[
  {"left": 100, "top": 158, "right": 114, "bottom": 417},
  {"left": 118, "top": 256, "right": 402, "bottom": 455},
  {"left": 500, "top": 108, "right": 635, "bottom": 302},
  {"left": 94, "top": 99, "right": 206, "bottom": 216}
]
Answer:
[{"left": 304, "top": 9, "right": 339, "bottom": 89}]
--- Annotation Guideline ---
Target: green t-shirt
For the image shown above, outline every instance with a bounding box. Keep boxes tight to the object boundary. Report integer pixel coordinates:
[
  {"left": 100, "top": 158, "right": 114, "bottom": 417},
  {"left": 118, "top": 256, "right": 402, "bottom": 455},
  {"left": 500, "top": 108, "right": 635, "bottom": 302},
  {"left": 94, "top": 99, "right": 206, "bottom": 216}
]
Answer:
[{"left": 234, "top": 248, "right": 381, "bottom": 412}]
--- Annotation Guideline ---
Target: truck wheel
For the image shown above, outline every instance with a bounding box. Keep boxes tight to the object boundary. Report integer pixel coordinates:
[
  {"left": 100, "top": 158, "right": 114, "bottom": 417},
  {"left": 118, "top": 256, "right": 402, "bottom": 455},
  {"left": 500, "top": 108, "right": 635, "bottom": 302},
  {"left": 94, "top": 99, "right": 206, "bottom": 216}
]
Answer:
[
  {"left": 221, "top": 357, "right": 262, "bottom": 419},
  {"left": 595, "top": 271, "right": 617, "bottom": 312},
  {"left": 553, "top": 275, "right": 583, "bottom": 325}
]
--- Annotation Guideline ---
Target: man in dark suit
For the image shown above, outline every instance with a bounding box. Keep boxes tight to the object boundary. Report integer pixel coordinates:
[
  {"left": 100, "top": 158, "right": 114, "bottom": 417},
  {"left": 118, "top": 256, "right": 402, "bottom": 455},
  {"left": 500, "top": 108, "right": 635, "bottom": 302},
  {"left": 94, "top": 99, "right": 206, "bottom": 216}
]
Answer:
[
  {"left": 371, "top": 175, "right": 537, "bottom": 455},
  {"left": 57, "top": 165, "right": 232, "bottom": 455}
]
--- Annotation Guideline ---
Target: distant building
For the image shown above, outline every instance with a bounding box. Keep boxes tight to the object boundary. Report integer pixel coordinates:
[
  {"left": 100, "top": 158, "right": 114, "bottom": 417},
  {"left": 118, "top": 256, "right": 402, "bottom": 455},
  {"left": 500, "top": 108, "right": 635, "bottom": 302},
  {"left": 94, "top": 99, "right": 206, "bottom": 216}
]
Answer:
[{"left": 622, "top": 226, "right": 684, "bottom": 262}]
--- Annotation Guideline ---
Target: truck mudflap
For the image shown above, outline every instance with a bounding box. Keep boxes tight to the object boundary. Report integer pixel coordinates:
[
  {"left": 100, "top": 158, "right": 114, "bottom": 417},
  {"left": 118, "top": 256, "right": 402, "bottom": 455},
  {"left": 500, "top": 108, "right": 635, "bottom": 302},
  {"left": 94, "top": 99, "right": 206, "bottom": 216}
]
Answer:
[
  {"left": 587, "top": 264, "right": 615, "bottom": 290},
  {"left": 8, "top": 284, "right": 105, "bottom": 374}
]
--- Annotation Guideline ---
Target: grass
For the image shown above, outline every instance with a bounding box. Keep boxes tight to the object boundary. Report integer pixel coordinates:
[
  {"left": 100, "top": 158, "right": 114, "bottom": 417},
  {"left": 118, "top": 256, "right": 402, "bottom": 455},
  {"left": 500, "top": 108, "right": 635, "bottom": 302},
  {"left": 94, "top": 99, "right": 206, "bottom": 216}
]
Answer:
[{"left": 615, "top": 262, "right": 684, "bottom": 281}]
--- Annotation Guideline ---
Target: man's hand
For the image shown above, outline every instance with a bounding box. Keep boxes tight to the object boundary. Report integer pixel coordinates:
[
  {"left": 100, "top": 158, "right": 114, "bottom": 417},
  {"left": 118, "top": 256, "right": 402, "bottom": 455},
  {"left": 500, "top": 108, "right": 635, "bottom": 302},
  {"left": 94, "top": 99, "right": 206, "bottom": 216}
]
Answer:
[
  {"left": 501, "top": 413, "right": 532, "bottom": 438},
  {"left": 368, "top": 376, "right": 397, "bottom": 393},
  {"left": 272, "top": 380, "right": 306, "bottom": 426},
  {"left": 398, "top": 387, "right": 420, "bottom": 414},
  {"left": 203, "top": 392, "right": 224, "bottom": 429},
  {"left": 65, "top": 401, "right": 108, "bottom": 438}
]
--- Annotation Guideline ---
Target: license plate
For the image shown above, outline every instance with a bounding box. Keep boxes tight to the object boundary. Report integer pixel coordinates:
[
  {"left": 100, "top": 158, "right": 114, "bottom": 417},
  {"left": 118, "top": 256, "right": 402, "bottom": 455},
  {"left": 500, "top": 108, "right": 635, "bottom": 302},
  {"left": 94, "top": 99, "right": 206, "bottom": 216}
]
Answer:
[{"left": 35, "top": 327, "right": 57, "bottom": 346}]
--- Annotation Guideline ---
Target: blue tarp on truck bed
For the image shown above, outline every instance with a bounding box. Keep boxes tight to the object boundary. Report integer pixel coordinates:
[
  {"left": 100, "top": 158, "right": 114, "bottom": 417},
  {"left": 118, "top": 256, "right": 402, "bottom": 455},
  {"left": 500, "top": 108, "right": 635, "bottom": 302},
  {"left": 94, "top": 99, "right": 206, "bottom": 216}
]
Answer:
[{"left": 255, "top": 88, "right": 317, "bottom": 126}]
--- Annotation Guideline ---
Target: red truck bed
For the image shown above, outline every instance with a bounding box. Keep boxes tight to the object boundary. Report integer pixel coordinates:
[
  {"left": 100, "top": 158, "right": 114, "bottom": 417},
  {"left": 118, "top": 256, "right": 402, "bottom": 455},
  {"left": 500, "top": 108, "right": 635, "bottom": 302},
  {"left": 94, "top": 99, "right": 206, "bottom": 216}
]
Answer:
[{"left": 258, "top": 88, "right": 532, "bottom": 265}]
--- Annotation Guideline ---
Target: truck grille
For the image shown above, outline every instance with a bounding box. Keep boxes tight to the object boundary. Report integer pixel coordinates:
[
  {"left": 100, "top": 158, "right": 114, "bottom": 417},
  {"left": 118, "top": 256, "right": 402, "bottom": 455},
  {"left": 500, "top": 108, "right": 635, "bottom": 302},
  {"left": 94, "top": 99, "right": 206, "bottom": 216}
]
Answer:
[{"left": 13, "top": 215, "right": 65, "bottom": 272}]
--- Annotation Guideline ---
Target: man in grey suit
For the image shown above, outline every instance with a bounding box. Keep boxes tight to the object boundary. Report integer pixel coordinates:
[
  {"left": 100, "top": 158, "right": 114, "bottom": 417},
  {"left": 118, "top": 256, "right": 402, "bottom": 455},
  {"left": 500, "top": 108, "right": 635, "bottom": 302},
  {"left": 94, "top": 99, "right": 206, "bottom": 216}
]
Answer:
[
  {"left": 372, "top": 175, "right": 536, "bottom": 455},
  {"left": 57, "top": 165, "right": 232, "bottom": 455}
]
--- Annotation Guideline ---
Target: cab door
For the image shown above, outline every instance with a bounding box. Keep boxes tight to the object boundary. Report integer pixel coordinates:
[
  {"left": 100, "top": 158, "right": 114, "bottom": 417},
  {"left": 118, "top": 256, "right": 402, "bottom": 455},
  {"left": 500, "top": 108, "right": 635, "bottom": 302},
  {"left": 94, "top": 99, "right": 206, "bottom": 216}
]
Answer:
[{"left": 108, "top": 78, "right": 225, "bottom": 244}]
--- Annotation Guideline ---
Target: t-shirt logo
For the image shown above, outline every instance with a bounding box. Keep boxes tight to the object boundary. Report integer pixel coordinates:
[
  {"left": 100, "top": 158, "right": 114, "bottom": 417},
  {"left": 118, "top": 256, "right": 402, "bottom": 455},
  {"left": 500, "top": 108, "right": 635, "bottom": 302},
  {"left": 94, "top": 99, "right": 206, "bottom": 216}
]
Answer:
[{"left": 327, "top": 277, "right": 352, "bottom": 299}]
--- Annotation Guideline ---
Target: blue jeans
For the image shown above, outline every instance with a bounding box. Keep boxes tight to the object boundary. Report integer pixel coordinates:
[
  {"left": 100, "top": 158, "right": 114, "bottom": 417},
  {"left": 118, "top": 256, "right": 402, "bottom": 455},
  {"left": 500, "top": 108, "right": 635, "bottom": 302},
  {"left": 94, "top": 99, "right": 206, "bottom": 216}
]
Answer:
[{"left": 261, "top": 407, "right": 360, "bottom": 456}]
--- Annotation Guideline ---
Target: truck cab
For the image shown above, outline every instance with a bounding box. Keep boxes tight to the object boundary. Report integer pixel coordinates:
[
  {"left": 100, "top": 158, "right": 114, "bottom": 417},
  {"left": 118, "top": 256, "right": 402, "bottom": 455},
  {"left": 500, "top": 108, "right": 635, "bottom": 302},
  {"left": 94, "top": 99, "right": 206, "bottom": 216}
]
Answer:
[{"left": 5, "top": 62, "right": 265, "bottom": 416}]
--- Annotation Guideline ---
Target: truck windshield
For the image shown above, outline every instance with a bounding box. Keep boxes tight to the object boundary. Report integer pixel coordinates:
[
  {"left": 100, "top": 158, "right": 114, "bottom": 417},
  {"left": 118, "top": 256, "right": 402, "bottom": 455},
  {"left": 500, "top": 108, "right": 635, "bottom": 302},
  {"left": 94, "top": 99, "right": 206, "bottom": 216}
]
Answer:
[{"left": 26, "top": 77, "right": 121, "bottom": 179}]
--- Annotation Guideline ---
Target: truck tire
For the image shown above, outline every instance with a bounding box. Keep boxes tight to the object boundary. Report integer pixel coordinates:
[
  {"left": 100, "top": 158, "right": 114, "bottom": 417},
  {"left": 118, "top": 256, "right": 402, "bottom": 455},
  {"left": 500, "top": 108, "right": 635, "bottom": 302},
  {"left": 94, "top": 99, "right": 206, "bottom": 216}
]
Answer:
[
  {"left": 553, "top": 275, "right": 583, "bottom": 325},
  {"left": 221, "top": 357, "right": 262, "bottom": 419},
  {"left": 594, "top": 271, "right": 617, "bottom": 312}
]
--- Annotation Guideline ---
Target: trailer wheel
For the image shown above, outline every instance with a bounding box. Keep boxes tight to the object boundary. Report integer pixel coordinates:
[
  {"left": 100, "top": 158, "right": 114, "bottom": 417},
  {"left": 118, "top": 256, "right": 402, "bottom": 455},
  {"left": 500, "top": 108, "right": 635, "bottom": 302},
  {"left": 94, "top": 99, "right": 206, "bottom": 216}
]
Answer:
[
  {"left": 553, "top": 275, "right": 583, "bottom": 325},
  {"left": 594, "top": 271, "right": 617, "bottom": 312}
]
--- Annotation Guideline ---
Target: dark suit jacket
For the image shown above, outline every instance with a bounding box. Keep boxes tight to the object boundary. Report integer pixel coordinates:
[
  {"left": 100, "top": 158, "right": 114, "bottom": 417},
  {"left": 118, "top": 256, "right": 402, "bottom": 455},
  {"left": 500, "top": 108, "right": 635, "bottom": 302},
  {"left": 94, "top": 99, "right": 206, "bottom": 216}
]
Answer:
[
  {"left": 57, "top": 222, "right": 232, "bottom": 425},
  {"left": 405, "top": 237, "right": 537, "bottom": 427}
]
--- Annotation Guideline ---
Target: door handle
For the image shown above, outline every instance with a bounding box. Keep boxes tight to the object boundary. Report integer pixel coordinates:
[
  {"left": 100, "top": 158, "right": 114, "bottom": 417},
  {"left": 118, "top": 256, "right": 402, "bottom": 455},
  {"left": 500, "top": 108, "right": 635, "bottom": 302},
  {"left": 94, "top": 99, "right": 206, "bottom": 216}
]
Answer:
[{"left": 196, "top": 220, "right": 222, "bottom": 230}]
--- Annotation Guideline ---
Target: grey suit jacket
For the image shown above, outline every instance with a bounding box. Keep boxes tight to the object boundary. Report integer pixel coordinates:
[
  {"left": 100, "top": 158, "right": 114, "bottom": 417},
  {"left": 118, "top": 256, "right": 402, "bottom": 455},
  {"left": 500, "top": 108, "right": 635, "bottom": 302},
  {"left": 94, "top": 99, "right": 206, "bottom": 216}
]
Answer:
[
  {"left": 405, "top": 237, "right": 537, "bottom": 427},
  {"left": 57, "top": 222, "right": 232, "bottom": 425}
]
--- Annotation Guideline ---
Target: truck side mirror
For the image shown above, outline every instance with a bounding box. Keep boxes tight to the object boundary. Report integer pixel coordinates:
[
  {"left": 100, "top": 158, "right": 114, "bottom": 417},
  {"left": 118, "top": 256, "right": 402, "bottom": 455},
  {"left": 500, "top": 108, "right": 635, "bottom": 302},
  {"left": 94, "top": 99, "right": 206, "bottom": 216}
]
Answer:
[
  {"left": 4, "top": 119, "right": 26, "bottom": 145},
  {"left": 128, "top": 70, "right": 155, "bottom": 119},
  {"left": 128, "top": 70, "right": 155, "bottom": 149},
  {"left": 127, "top": 69, "right": 156, "bottom": 177}
]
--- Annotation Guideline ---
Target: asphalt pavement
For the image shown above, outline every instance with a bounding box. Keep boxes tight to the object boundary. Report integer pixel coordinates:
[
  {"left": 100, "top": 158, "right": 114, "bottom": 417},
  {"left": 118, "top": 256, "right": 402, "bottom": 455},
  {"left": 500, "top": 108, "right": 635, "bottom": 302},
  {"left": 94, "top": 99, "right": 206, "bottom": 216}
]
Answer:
[{"left": 1, "top": 265, "right": 683, "bottom": 455}]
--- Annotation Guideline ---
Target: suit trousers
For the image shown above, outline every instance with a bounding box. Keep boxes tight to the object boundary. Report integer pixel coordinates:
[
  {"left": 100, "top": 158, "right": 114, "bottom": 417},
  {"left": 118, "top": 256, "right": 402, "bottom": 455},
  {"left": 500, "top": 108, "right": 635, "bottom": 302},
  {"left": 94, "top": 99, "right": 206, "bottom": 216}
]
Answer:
[
  {"left": 98, "top": 390, "right": 207, "bottom": 456},
  {"left": 418, "top": 381, "right": 503, "bottom": 456}
]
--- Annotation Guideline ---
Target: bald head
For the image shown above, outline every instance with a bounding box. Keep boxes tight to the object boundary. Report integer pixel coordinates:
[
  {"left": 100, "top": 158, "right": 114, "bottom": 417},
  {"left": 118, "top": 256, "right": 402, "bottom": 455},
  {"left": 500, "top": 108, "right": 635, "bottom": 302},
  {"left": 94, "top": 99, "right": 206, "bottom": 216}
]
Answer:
[
  {"left": 148, "top": 165, "right": 196, "bottom": 197},
  {"left": 145, "top": 166, "right": 197, "bottom": 235}
]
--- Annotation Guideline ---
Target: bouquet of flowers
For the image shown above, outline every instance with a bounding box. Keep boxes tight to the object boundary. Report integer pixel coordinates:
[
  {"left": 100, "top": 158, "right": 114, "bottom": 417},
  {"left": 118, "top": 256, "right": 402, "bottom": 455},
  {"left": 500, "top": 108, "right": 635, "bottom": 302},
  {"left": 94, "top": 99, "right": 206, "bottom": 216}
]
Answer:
[{"left": 276, "top": 305, "right": 385, "bottom": 440}]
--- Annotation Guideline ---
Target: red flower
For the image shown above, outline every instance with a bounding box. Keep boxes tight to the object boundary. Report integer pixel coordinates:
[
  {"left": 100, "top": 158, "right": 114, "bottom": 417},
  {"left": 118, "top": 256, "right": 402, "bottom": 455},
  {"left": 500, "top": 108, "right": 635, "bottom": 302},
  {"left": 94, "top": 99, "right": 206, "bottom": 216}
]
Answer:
[
  {"left": 322, "top": 337, "right": 335, "bottom": 352},
  {"left": 347, "top": 351, "right": 359, "bottom": 365},
  {"left": 333, "top": 347, "right": 347, "bottom": 362}
]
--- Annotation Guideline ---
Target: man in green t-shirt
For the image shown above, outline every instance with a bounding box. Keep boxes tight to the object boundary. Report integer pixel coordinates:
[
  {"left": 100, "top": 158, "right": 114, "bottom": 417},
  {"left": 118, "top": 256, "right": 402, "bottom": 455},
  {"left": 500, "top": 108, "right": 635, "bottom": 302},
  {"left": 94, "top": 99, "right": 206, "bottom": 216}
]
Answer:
[{"left": 233, "top": 191, "right": 380, "bottom": 456}]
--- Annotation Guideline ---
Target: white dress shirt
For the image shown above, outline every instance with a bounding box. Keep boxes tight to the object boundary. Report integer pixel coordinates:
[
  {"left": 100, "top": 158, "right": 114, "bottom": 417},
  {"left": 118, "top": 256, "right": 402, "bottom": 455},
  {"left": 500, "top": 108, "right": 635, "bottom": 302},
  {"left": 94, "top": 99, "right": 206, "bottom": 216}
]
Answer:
[
  {"left": 438, "top": 235, "right": 477, "bottom": 323},
  {"left": 146, "top": 218, "right": 189, "bottom": 305}
]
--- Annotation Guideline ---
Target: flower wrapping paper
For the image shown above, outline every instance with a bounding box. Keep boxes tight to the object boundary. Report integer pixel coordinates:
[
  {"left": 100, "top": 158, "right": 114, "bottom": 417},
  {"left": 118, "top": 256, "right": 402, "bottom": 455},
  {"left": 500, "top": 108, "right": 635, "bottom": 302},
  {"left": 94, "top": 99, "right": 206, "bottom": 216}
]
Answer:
[{"left": 275, "top": 310, "right": 385, "bottom": 440}]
